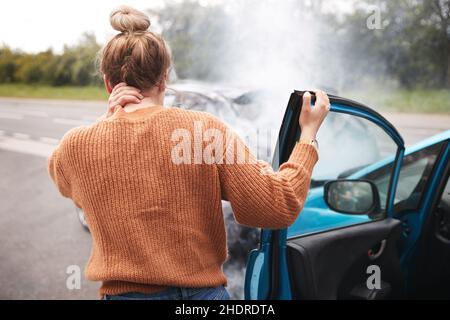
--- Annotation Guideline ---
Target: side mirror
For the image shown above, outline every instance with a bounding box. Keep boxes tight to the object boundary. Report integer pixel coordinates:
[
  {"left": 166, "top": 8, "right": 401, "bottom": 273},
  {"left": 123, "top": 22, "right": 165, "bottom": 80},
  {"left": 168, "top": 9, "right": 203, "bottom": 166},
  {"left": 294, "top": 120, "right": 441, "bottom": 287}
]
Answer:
[{"left": 324, "top": 180, "right": 381, "bottom": 215}]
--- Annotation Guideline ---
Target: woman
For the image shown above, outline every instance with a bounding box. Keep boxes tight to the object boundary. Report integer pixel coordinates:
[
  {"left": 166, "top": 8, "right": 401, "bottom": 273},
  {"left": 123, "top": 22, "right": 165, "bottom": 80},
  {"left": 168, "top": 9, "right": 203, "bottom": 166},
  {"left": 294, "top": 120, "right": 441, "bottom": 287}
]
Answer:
[{"left": 48, "top": 6, "right": 329, "bottom": 300}]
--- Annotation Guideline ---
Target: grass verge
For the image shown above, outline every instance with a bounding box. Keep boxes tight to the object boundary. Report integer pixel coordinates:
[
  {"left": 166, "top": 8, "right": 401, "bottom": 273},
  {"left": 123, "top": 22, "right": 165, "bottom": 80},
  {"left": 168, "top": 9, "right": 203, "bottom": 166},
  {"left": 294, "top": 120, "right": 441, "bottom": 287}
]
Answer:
[
  {"left": 0, "top": 84, "right": 107, "bottom": 101},
  {"left": 344, "top": 89, "right": 450, "bottom": 114},
  {"left": 0, "top": 84, "right": 448, "bottom": 113}
]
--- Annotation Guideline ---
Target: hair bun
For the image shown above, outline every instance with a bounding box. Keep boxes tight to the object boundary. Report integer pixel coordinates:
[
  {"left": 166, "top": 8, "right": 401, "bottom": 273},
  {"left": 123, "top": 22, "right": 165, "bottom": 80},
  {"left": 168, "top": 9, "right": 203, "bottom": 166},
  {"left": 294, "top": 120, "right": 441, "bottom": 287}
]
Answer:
[{"left": 110, "top": 6, "right": 150, "bottom": 33}]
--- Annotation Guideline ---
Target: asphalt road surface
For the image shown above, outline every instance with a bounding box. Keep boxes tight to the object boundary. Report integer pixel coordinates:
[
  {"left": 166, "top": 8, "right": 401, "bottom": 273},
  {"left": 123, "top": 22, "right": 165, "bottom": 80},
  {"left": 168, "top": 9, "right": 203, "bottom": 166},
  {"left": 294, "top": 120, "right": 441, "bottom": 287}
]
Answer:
[
  {"left": 0, "top": 97, "right": 449, "bottom": 300},
  {"left": 0, "top": 99, "right": 104, "bottom": 300}
]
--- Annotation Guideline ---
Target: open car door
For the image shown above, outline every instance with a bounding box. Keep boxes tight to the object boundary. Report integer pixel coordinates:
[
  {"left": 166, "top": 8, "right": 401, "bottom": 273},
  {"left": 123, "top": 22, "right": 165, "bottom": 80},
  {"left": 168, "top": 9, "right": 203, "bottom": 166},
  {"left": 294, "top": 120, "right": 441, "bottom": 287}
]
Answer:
[{"left": 245, "top": 91, "right": 406, "bottom": 300}]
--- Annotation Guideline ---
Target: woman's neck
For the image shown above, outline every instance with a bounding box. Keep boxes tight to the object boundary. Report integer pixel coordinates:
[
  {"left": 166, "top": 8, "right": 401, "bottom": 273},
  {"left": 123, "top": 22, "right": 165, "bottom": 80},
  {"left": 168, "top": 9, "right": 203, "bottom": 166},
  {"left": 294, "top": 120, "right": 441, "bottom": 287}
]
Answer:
[{"left": 122, "top": 88, "right": 165, "bottom": 113}]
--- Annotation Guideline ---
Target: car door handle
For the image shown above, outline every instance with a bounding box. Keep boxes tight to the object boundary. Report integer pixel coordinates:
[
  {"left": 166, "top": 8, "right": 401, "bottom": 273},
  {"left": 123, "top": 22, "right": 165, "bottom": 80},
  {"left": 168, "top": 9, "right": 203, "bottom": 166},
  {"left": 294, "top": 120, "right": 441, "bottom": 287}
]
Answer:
[{"left": 368, "top": 240, "right": 387, "bottom": 261}]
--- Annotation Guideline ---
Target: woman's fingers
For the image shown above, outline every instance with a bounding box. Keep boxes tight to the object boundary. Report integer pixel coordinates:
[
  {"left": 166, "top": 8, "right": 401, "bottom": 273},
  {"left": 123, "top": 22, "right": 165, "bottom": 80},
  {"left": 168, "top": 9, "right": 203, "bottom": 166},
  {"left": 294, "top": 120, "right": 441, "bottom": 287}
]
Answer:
[
  {"left": 109, "top": 95, "right": 142, "bottom": 106},
  {"left": 302, "top": 92, "right": 312, "bottom": 112},
  {"left": 103, "top": 83, "right": 143, "bottom": 120},
  {"left": 109, "top": 89, "right": 143, "bottom": 109},
  {"left": 110, "top": 90, "right": 144, "bottom": 104},
  {"left": 111, "top": 82, "right": 127, "bottom": 94},
  {"left": 113, "top": 85, "right": 141, "bottom": 95},
  {"left": 313, "top": 89, "right": 325, "bottom": 102},
  {"left": 110, "top": 89, "right": 142, "bottom": 101},
  {"left": 313, "top": 89, "right": 330, "bottom": 111},
  {"left": 298, "top": 89, "right": 330, "bottom": 139},
  {"left": 116, "top": 89, "right": 144, "bottom": 99},
  {"left": 114, "top": 95, "right": 142, "bottom": 107}
]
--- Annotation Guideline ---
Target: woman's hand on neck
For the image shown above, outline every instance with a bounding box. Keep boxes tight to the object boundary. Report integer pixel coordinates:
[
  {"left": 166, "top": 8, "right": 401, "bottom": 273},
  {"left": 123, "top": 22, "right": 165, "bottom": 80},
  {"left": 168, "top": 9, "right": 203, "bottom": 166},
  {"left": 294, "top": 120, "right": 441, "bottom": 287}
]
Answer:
[{"left": 123, "top": 87, "right": 165, "bottom": 113}]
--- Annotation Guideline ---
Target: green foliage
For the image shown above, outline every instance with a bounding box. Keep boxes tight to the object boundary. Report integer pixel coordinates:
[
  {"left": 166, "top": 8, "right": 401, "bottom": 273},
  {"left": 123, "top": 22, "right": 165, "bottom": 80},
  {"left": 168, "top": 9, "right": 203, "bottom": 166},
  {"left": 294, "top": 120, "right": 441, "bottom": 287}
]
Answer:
[
  {"left": 0, "top": 83, "right": 107, "bottom": 100},
  {"left": 0, "top": 47, "right": 19, "bottom": 83},
  {"left": 0, "top": 32, "right": 101, "bottom": 86},
  {"left": 15, "top": 50, "right": 54, "bottom": 84},
  {"left": 149, "top": 0, "right": 229, "bottom": 81},
  {"left": 335, "top": 0, "right": 450, "bottom": 89}
]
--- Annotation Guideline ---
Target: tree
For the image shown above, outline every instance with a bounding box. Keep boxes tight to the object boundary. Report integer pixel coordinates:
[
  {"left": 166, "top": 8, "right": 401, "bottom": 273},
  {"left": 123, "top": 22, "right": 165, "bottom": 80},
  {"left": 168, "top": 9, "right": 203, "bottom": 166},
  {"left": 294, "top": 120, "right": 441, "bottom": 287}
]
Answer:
[
  {"left": 339, "top": 0, "right": 450, "bottom": 88},
  {"left": 69, "top": 33, "right": 102, "bottom": 86},
  {"left": 148, "top": 0, "right": 229, "bottom": 81},
  {"left": 14, "top": 50, "right": 54, "bottom": 84},
  {"left": 0, "top": 46, "right": 19, "bottom": 83}
]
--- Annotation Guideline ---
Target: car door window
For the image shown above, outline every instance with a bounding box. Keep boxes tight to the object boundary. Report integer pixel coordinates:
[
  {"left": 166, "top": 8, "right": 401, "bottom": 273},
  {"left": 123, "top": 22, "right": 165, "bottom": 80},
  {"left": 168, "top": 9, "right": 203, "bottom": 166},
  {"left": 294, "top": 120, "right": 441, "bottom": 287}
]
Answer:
[
  {"left": 394, "top": 142, "right": 444, "bottom": 213},
  {"left": 440, "top": 175, "right": 450, "bottom": 209},
  {"left": 312, "top": 112, "right": 397, "bottom": 185},
  {"left": 363, "top": 142, "right": 444, "bottom": 214},
  {"left": 287, "top": 111, "right": 399, "bottom": 237},
  {"left": 437, "top": 174, "right": 450, "bottom": 239}
]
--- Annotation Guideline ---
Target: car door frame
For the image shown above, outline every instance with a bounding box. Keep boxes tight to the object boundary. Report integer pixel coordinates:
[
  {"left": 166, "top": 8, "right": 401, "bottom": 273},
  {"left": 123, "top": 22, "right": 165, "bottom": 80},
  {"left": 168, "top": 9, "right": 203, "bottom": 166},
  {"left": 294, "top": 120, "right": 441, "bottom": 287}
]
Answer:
[
  {"left": 397, "top": 134, "right": 450, "bottom": 293},
  {"left": 245, "top": 91, "right": 405, "bottom": 300},
  {"left": 414, "top": 141, "right": 450, "bottom": 297}
]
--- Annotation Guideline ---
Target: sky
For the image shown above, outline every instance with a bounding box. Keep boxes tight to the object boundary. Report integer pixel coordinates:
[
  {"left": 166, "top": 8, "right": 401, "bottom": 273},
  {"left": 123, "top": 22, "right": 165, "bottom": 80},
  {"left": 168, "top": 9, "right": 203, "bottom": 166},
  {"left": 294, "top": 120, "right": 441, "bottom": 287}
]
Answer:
[
  {"left": 0, "top": 0, "right": 165, "bottom": 53},
  {"left": 0, "top": 0, "right": 354, "bottom": 53}
]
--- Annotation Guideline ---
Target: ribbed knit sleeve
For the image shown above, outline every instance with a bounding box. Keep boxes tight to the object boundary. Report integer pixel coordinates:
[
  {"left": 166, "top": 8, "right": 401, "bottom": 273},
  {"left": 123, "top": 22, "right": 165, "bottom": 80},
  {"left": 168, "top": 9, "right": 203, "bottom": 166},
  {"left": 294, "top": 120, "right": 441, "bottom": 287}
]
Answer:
[
  {"left": 48, "top": 143, "right": 72, "bottom": 199},
  {"left": 217, "top": 130, "right": 318, "bottom": 229}
]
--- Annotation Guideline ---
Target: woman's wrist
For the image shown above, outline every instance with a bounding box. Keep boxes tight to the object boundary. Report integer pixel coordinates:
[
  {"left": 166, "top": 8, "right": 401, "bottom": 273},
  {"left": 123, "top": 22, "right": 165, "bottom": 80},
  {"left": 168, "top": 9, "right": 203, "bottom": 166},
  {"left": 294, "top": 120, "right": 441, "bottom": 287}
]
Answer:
[{"left": 299, "top": 127, "right": 317, "bottom": 141}]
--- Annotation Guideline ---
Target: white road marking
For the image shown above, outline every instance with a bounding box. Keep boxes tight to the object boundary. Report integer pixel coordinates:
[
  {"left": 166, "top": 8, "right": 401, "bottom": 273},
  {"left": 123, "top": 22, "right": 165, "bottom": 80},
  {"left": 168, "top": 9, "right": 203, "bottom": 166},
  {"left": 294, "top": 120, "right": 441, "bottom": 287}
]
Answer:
[
  {"left": 12, "top": 133, "right": 30, "bottom": 140},
  {"left": 20, "top": 110, "right": 49, "bottom": 118},
  {"left": 39, "top": 137, "right": 60, "bottom": 145},
  {"left": 0, "top": 136, "right": 55, "bottom": 158},
  {"left": 0, "top": 112, "right": 23, "bottom": 120},
  {"left": 53, "top": 118, "right": 91, "bottom": 126}
]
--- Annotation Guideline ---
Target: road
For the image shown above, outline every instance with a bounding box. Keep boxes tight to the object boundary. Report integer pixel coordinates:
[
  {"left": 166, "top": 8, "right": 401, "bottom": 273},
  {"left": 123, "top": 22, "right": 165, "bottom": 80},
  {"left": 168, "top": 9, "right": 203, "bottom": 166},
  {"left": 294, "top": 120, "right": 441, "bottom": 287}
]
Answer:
[
  {"left": 0, "top": 99, "right": 104, "bottom": 300},
  {"left": 0, "top": 97, "right": 449, "bottom": 300}
]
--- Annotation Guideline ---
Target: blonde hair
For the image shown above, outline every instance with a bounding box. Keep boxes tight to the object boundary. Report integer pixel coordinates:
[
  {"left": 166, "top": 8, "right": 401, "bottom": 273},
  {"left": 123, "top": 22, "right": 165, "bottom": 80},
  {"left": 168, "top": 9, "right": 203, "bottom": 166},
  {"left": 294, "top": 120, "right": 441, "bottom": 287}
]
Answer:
[{"left": 99, "top": 6, "right": 171, "bottom": 90}]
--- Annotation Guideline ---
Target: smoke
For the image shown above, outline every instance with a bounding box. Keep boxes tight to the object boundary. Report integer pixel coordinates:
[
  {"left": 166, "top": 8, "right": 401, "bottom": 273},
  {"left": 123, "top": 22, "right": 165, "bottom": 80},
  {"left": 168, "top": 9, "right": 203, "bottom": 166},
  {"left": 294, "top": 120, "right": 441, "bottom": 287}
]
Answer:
[
  {"left": 159, "top": 0, "right": 393, "bottom": 299},
  {"left": 216, "top": 0, "right": 398, "bottom": 100},
  {"left": 223, "top": 0, "right": 321, "bottom": 91},
  {"left": 205, "top": 1, "right": 330, "bottom": 299},
  {"left": 208, "top": 0, "right": 359, "bottom": 131},
  {"left": 221, "top": 0, "right": 360, "bottom": 90},
  {"left": 208, "top": 0, "right": 388, "bottom": 299}
]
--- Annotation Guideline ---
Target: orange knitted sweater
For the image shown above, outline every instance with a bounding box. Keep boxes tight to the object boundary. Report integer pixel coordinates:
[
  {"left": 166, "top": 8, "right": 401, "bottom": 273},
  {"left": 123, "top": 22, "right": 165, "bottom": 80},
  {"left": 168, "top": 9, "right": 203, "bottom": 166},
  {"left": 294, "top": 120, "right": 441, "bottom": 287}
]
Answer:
[{"left": 48, "top": 105, "right": 318, "bottom": 297}]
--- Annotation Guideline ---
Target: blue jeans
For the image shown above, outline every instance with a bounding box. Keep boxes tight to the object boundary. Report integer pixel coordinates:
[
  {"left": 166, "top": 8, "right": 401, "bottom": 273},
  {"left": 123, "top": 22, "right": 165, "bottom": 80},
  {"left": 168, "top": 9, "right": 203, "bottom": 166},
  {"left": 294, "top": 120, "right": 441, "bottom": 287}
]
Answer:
[{"left": 103, "top": 285, "right": 230, "bottom": 300}]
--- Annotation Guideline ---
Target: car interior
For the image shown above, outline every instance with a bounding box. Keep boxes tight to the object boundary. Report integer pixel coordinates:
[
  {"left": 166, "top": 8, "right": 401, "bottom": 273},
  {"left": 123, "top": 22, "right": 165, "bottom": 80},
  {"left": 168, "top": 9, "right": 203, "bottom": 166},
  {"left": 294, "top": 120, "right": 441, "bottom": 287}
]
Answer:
[{"left": 286, "top": 219, "right": 404, "bottom": 300}]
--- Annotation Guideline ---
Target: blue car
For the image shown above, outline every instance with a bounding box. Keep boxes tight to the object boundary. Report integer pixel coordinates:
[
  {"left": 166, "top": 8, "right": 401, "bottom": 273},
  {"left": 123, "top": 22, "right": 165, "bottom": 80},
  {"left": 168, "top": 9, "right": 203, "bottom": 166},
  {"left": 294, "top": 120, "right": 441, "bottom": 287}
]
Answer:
[{"left": 245, "top": 91, "right": 450, "bottom": 300}]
